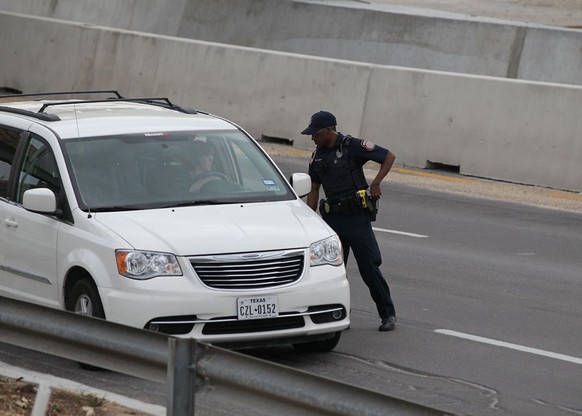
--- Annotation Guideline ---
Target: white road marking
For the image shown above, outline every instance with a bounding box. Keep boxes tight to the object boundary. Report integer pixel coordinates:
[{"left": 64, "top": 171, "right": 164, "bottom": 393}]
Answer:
[
  {"left": 372, "top": 227, "right": 428, "bottom": 238},
  {"left": 435, "top": 329, "right": 582, "bottom": 365}
]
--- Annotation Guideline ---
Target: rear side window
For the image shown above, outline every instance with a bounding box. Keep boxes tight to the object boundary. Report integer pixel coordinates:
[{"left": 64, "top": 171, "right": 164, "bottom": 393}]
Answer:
[{"left": 0, "top": 127, "right": 23, "bottom": 198}]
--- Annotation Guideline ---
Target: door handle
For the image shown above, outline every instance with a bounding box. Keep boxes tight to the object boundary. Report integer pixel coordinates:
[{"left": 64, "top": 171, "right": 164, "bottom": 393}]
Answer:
[{"left": 3, "top": 218, "right": 18, "bottom": 228}]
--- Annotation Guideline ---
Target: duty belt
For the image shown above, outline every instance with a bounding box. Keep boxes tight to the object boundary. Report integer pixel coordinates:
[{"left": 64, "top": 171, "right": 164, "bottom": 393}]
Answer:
[
  {"left": 319, "top": 194, "right": 361, "bottom": 216},
  {"left": 319, "top": 190, "right": 378, "bottom": 220}
]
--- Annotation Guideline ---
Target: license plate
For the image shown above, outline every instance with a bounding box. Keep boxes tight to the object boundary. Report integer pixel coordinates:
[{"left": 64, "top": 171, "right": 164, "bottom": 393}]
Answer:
[{"left": 237, "top": 296, "right": 279, "bottom": 320}]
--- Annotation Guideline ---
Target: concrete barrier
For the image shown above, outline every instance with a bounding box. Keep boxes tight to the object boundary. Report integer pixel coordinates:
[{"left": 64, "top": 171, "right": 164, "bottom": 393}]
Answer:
[
  {"left": 177, "top": 0, "right": 521, "bottom": 79},
  {"left": 361, "top": 67, "right": 582, "bottom": 190},
  {"left": 1, "top": 12, "right": 581, "bottom": 191},
  {"left": 1, "top": 0, "right": 582, "bottom": 86},
  {"left": 0, "top": 0, "right": 188, "bottom": 36},
  {"left": 0, "top": 12, "right": 369, "bottom": 153},
  {"left": 518, "top": 27, "right": 582, "bottom": 85}
]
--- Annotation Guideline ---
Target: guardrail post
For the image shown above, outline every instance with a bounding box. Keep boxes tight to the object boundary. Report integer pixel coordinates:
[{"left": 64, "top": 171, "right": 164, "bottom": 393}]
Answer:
[{"left": 167, "top": 337, "right": 198, "bottom": 416}]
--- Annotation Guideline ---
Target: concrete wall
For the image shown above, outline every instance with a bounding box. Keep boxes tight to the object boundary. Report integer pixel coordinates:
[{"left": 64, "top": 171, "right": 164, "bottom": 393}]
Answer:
[
  {"left": 177, "top": 0, "right": 521, "bottom": 78},
  {"left": 361, "top": 68, "right": 582, "bottom": 188},
  {"left": 0, "top": 12, "right": 369, "bottom": 158},
  {"left": 1, "top": 0, "right": 582, "bottom": 86},
  {"left": 0, "top": 0, "right": 188, "bottom": 36},
  {"left": 1, "top": 12, "right": 581, "bottom": 191}
]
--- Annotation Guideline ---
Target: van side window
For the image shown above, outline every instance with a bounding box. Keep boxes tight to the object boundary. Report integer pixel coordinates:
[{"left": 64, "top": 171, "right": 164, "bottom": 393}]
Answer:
[
  {"left": 16, "top": 135, "right": 62, "bottom": 204},
  {"left": 0, "top": 126, "right": 23, "bottom": 198}
]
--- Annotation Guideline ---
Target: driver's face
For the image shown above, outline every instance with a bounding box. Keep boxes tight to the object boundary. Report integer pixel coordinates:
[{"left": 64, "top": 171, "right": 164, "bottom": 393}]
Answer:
[{"left": 200, "top": 153, "right": 214, "bottom": 171}]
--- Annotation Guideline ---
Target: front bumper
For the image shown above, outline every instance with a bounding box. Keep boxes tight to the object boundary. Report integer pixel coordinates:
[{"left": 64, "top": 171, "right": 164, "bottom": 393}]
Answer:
[
  {"left": 100, "top": 260, "right": 350, "bottom": 345},
  {"left": 146, "top": 303, "right": 349, "bottom": 344}
]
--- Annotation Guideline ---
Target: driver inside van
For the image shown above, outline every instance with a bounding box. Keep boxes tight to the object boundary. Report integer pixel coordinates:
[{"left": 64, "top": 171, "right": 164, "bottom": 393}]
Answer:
[{"left": 185, "top": 140, "right": 227, "bottom": 192}]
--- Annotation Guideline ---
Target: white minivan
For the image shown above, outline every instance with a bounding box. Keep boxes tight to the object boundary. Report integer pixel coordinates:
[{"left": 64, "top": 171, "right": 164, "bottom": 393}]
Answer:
[{"left": 0, "top": 92, "right": 350, "bottom": 352}]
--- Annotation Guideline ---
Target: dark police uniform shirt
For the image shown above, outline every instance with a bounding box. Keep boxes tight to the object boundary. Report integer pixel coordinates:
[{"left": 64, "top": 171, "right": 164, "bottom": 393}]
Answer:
[{"left": 309, "top": 133, "right": 389, "bottom": 202}]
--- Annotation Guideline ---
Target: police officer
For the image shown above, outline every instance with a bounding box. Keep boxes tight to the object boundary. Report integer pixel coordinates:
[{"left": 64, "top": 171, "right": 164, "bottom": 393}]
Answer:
[{"left": 302, "top": 111, "right": 397, "bottom": 331}]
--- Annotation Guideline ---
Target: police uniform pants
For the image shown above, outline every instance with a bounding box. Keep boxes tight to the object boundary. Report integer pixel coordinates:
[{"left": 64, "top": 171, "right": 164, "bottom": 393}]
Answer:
[{"left": 323, "top": 209, "right": 396, "bottom": 320}]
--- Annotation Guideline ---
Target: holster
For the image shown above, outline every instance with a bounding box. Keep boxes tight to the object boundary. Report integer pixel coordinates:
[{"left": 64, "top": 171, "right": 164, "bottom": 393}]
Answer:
[
  {"left": 367, "top": 196, "right": 378, "bottom": 222},
  {"left": 356, "top": 189, "right": 378, "bottom": 221}
]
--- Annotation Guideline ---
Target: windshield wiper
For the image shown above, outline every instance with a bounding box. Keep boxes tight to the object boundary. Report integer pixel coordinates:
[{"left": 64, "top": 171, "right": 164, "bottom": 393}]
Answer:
[
  {"left": 88, "top": 200, "right": 239, "bottom": 211},
  {"left": 87, "top": 206, "right": 146, "bottom": 212},
  {"left": 163, "top": 200, "right": 230, "bottom": 208}
]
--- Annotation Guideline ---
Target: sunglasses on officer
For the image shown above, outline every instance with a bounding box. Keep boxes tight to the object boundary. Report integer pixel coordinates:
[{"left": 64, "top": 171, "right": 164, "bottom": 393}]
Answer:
[{"left": 312, "top": 127, "right": 331, "bottom": 137}]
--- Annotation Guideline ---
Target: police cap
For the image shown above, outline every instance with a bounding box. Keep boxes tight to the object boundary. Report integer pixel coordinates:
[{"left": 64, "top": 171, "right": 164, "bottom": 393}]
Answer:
[{"left": 301, "top": 111, "right": 337, "bottom": 135}]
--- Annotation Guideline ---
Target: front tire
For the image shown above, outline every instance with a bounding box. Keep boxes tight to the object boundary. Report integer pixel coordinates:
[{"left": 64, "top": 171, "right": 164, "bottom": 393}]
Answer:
[
  {"left": 66, "top": 278, "right": 105, "bottom": 370},
  {"left": 293, "top": 331, "right": 341, "bottom": 353},
  {"left": 67, "top": 278, "right": 105, "bottom": 319}
]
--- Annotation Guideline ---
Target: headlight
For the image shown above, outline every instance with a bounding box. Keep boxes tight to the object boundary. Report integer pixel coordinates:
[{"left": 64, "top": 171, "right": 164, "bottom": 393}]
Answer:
[
  {"left": 115, "top": 250, "right": 182, "bottom": 280},
  {"left": 310, "top": 236, "right": 343, "bottom": 267}
]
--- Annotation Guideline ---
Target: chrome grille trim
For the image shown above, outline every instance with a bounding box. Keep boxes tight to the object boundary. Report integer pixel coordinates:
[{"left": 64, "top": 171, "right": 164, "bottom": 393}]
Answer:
[{"left": 189, "top": 249, "right": 305, "bottom": 290}]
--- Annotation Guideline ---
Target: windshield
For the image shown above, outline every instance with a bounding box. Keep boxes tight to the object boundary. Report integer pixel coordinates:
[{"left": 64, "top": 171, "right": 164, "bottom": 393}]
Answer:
[{"left": 63, "top": 130, "right": 294, "bottom": 211}]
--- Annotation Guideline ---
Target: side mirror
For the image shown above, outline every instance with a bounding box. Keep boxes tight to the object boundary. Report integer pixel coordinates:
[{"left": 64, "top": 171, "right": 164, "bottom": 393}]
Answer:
[
  {"left": 290, "top": 173, "right": 311, "bottom": 198},
  {"left": 23, "top": 188, "right": 57, "bottom": 214}
]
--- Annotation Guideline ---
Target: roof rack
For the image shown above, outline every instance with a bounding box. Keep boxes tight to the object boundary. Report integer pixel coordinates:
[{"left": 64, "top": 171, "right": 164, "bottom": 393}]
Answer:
[
  {"left": 0, "top": 93, "right": 197, "bottom": 122},
  {"left": 0, "top": 90, "right": 123, "bottom": 100},
  {"left": 38, "top": 97, "right": 190, "bottom": 113},
  {"left": 0, "top": 105, "right": 61, "bottom": 121}
]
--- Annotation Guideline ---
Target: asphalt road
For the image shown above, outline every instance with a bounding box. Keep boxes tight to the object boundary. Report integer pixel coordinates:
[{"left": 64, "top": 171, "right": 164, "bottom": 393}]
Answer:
[{"left": 1, "top": 153, "right": 581, "bottom": 415}]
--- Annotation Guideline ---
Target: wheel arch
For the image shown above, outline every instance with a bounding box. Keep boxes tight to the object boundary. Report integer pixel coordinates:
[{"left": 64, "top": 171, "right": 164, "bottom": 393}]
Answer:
[{"left": 63, "top": 266, "right": 97, "bottom": 310}]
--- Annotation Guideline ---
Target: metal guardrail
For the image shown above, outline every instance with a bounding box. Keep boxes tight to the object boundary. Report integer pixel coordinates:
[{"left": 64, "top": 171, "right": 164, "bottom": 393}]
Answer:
[{"left": 0, "top": 296, "right": 449, "bottom": 415}]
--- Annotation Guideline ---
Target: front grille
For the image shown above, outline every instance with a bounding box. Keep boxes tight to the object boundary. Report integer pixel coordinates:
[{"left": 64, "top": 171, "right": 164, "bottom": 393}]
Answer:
[
  {"left": 190, "top": 250, "right": 304, "bottom": 290},
  {"left": 202, "top": 315, "right": 305, "bottom": 335}
]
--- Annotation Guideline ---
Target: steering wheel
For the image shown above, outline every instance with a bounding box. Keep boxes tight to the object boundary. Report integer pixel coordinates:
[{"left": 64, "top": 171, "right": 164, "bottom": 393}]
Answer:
[{"left": 189, "top": 171, "right": 229, "bottom": 192}]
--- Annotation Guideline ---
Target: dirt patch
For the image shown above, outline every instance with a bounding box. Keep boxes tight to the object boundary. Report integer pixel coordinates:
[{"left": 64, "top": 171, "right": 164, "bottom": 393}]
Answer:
[
  {"left": 0, "top": 376, "right": 36, "bottom": 416},
  {"left": 0, "top": 376, "right": 145, "bottom": 416},
  {"left": 46, "top": 390, "right": 140, "bottom": 415}
]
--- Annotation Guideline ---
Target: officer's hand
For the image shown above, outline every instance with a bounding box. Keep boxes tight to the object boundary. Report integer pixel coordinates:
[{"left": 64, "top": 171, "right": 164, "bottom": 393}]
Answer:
[{"left": 370, "top": 182, "right": 382, "bottom": 200}]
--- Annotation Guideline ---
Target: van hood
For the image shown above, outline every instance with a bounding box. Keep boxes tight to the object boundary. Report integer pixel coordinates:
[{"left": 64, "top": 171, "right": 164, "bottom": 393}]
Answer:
[{"left": 92, "top": 200, "right": 333, "bottom": 256}]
